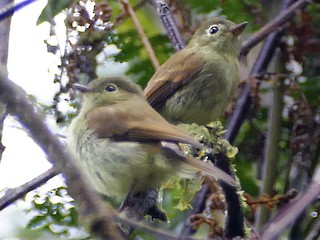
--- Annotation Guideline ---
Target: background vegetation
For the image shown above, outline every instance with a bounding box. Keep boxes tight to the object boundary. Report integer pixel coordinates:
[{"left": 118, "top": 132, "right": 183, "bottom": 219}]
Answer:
[{"left": 0, "top": 0, "right": 319, "bottom": 239}]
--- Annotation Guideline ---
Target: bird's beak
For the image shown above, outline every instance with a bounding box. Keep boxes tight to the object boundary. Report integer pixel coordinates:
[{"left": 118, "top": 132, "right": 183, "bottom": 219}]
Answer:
[
  {"left": 73, "top": 83, "right": 91, "bottom": 93},
  {"left": 230, "top": 22, "right": 248, "bottom": 36}
]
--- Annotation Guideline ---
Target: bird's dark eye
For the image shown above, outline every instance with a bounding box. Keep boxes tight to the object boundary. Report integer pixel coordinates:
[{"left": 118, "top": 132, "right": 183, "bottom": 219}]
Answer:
[
  {"left": 105, "top": 84, "right": 117, "bottom": 92},
  {"left": 208, "top": 25, "right": 219, "bottom": 35}
]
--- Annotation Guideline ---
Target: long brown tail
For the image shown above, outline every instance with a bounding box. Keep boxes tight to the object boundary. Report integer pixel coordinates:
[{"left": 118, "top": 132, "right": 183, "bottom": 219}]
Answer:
[{"left": 183, "top": 156, "right": 238, "bottom": 187}]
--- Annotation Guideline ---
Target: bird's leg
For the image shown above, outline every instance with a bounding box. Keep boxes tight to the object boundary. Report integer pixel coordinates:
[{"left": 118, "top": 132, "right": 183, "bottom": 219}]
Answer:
[{"left": 119, "top": 186, "right": 167, "bottom": 221}]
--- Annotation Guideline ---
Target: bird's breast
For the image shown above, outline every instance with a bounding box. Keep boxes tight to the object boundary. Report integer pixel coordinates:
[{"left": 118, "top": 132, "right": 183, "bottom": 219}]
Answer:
[{"left": 161, "top": 53, "right": 239, "bottom": 124}]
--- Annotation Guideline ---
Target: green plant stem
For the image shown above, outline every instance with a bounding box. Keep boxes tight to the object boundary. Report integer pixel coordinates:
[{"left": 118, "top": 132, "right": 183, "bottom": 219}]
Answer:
[{"left": 256, "top": 70, "right": 284, "bottom": 229}]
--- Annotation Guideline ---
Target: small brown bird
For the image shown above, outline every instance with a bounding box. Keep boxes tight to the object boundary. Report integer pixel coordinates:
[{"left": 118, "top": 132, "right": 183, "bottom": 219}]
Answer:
[
  {"left": 144, "top": 17, "right": 247, "bottom": 124},
  {"left": 68, "top": 77, "right": 236, "bottom": 198}
]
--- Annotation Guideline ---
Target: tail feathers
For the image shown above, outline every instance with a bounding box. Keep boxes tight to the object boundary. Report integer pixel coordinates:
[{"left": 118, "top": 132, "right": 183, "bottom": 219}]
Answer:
[
  {"left": 160, "top": 141, "right": 238, "bottom": 187},
  {"left": 183, "top": 156, "right": 238, "bottom": 187}
]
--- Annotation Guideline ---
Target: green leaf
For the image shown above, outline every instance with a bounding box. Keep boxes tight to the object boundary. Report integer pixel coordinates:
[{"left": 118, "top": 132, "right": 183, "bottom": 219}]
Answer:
[{"left": 37, "top": 0, "right": 76, "bottom": 25}]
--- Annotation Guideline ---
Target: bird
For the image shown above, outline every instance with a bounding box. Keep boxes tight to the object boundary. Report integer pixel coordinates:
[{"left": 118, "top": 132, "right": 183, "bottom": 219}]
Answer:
[
  {"left": 144, "top": 17, "right": 247, "bottom": 125},
  {"left": 67, "top": 77, "right": 236, "bottom": 198}
]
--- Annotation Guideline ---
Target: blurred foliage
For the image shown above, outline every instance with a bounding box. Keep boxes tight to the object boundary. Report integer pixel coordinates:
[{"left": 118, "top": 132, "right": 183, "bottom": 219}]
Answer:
[
  {"left": 184, "top": 0, "right": 264, "bottom": 30},
  {"left": 26, "top": 186, "right": 90, "bottom": 239},
  {"left": 10, "top": 0, "right": 320, "bottom": 239}
]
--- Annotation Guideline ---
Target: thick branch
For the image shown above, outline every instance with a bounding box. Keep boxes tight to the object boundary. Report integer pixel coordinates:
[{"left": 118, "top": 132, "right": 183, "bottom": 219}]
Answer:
[
  {"left": 120, "top": 0, "right": 160, "bottom": 69},
  {"left": 0, "top": 67, "right": 122, "bottom": 240},
  {"left": 0, "top": 0, "right": 12, "bottom": 161}
]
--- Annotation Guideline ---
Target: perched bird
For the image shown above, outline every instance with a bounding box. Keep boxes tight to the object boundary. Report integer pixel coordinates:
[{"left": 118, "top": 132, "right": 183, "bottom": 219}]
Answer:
[
  {"left": 144, "top": 17, "right": 247, "bottom": 125},
  {"left": 68, "top": 77, "right": 236, "bottom": 198}
]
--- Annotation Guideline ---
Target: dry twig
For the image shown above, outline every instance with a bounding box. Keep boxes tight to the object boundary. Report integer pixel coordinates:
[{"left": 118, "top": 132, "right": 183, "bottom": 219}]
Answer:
[{"left": 119, "top": 0, "right": 160, "bottom": 69}]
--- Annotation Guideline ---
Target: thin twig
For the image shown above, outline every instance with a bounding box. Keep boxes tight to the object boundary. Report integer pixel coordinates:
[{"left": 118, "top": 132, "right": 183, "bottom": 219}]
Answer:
[
  {"left": 0, "top": 0, "right": 38, "bottom": 21},
  {"left": 240, "top": 0, "right": 313, "bottom": 57},
  {"left": 115, "top": 0, "right": 148, "bottom": 26},
  {"left": 119, "top": 0, "right": 160, "bottom": 69},
  {"left": 0, "top": 167, "right": 59, "bottom": 211},
  {"left": 261, "top": 182, "right": 320, "bottom": 240}
]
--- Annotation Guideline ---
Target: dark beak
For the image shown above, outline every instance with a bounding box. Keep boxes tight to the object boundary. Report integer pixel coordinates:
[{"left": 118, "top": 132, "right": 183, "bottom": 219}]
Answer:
[
  {"left": 230, "top": 22, "right": 248, "bottom": 36},
  {"left": 73, "top": 83, "right": 91, "bottom": 93}
]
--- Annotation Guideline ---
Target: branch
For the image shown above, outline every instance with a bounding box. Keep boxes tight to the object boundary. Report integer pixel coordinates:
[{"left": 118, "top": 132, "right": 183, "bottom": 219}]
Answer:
[
  {"left": 240, "top": 0, "right": 313, "bottom": 57},
  {"left": 151, "top": 1, "right": 244, "bottom": 238},
  {"left": 0, "top": 167, "right": 59, "bottom": 211},
  {"left": 261, "top": 182, "right": 320, "bottom": 240},
  {"left": 119, "top": 0, "right": 160, "bottom": 69},
  {"left": 225, "top": 0, "right": 308, "bottom": 143},
  {"left": 256, "top": 71, "right": 284, "bottom": 228},
  {"left": 0, "top": 0, "right": 38, "bottom": 21},
  {"left": 0, "top": 67, "right": 122, "bottom": 240},
  {"left": 152, "top": 0, "right": 185, "bottom": 51},
  {"left": 115, "top": 0, "right": 148, "bottom": 26},
  {"left": 0, "top": 0, "right": 12, "bottom": 161}
]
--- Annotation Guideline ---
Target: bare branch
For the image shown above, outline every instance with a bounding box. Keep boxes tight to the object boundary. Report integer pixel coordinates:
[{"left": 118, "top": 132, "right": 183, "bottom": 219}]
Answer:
[
  {"left": 153, "top": 0, "right": 185, "bottom": 51},
  {"left": 256, "top": 73, "right": 284, "bottom": 228},
  {"left": 0, "top": 167, "right": 59, "bottom": 211},
  {"left": 115, "top": 0, "right": 148, "bottom": 26},
  {"left": 240, "top": 0, "right": 313, "bottom": 57},
  {"left": 0, "top": 0, "right": 12, "bottom": 161},
  {"left": 225, "top": 0, "right": 308, "bottom": 143},
  {"left": 261, "top": 182, "right": 320, "bottom": 240},
  {"left": 119, "top": 0, "right": 160, "bottom": 69},
  {"left": 0, "top": 66, "right": 122, "bottom": 239},
  {"left": 0, "top": 0, "right": 38, "bottom": 21}
]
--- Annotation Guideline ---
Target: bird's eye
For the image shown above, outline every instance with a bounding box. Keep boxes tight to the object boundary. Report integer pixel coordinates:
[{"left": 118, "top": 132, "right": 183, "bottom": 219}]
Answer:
[
  {"left": 208, "top": 25, "right": 219, "bottom": 35},
  {"left": 105, "top": 84, "right": 117, "bottom": 92}
]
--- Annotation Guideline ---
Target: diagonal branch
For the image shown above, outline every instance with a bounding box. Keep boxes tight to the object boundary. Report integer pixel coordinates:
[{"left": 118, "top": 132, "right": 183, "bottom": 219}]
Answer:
[
  {"left": 119, "top": 0, "right": 160, "bottom": 69},
  {"left": 0, "top": 0, "right": 38, "bottom": 21},
  {"left": 240, "top": 0, "right": 314, "bottom": 57},
  {"left": 261, "top": 182, "right": 320, "bottom": 240},
  {"left": 0, "top": 167, "right": 59, "bottom": 211},
  {"left": 153, "top": 0, "right": 185, "bottom": 51},
  {"left": 0, "top": 66, "right": 122, "bottom": 239},
  {"left": 225, "top": 0, "right": 311, "bottom": 143}
]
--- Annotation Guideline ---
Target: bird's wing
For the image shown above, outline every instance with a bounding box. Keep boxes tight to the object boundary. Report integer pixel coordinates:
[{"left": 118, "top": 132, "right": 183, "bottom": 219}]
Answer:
[
  {"left": 85, "top": 100, "right": 202, "bottom": 149},
  {"left": 160, "top": 142, "right": 237, "bottom": 187},
  {"left": 144, "top": 50, "right": 204, "bottom": 108},
  {"left": 125, "top": 121, "right": 202, "bottom": 148}
]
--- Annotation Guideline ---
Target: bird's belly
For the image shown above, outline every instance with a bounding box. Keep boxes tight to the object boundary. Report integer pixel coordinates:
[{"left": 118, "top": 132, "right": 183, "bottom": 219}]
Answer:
[{"left": 71, "top": 131, "right": 178, "bottom": 197}]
